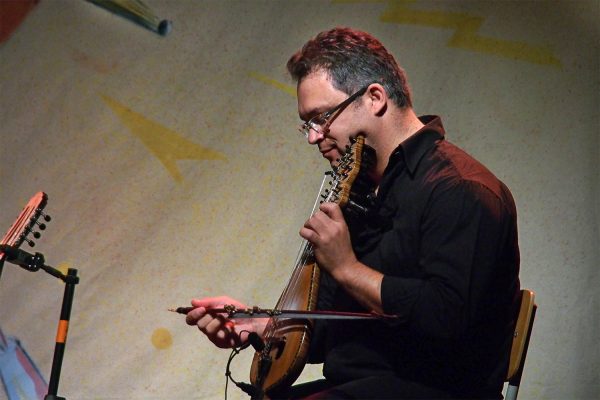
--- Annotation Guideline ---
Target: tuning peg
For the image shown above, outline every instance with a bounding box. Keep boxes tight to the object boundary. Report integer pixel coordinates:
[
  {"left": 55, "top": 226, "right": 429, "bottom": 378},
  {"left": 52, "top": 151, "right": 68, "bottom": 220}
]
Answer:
[
  {"left": 24, "top": 225, "right": 41, "bottom": 239},
  {"left": 35, "top": 221, "right": 46, "bottom": 230},
  {"left": 24, "top": 238, "right": 35, "bottom": 247},
  {"left": 41, "top": 212, "right": 51, "bottom": 222}
]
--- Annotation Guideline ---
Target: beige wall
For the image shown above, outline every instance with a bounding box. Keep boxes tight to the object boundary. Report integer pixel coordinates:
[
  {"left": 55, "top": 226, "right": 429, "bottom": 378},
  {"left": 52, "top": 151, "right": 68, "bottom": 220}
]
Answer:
[{"left": 0, "top": 1, "right": 598, "bottom": 399}]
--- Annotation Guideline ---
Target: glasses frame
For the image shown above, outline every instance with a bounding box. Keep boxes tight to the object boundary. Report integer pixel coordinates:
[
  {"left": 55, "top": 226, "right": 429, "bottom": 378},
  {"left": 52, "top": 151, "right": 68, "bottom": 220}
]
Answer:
[{"left": 299, "top": 83, "right": 374, "bottom": 139}]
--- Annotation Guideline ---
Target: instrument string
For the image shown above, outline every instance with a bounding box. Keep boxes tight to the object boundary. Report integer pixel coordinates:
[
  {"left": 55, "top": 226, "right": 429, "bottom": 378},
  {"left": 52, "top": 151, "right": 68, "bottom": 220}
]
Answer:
[
  {"left": 279, "top": 172, "right": 330, "bottom": 308},
  {"left": 261, "top": 145, "right": 355, "bottom": 346},
  {"left": 264, "top": 172, "right": 337, "bottom": 343},
  {"left": 279, "top": 171, "right": 338, "bottom": 311},
  {"left": 264, "top": 173, "right": 331, "bottom": 342}
]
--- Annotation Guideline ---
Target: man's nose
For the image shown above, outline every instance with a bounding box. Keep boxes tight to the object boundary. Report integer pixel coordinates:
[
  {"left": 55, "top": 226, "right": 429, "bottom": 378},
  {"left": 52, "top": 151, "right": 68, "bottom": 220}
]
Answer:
[{"left": 307, "top": 128, "right": 325, "bottom": 144}]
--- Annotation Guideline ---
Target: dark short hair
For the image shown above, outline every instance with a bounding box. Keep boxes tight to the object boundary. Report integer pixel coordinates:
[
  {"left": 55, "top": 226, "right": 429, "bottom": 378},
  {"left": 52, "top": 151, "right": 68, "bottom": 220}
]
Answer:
[{"left": 287, "top": 27, "right": 412, "bottom": 108}]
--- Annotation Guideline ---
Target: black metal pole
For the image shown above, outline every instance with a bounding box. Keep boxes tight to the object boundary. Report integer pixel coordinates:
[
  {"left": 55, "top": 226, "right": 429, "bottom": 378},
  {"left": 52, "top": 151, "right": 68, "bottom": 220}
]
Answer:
[{"left": 44, "top": 268, "right": 79, "bottom": 400}]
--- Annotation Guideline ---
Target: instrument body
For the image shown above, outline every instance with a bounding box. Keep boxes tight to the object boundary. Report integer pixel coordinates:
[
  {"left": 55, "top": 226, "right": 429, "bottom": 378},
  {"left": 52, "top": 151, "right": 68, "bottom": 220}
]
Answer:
[
  {"left": 249, "top": 136, "right": 374, "bottom": 397},
  {"left": 249, "top": 261, "right": 319, "bottom": 394}
]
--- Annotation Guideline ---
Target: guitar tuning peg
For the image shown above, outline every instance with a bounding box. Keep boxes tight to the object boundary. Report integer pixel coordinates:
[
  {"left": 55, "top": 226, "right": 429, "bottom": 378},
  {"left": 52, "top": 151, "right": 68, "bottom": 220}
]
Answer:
[
  {"left": 32, "top": 231, "right": 41, "bottom": 239},
  {"left": 42, "top": 212, "right": 51, "bottom": 222},
  {"left": 25, "top": 238, "right": 35, "bottom": 247},
  {"left": 35, "top": 221, "right": 46, "bottom": 230}
]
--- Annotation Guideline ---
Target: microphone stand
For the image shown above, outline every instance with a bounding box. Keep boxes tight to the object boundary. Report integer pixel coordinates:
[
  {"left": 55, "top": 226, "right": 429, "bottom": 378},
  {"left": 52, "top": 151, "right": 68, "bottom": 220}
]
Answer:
[{"left": 3, "top": 249, "right": 79, "bottom": 400}]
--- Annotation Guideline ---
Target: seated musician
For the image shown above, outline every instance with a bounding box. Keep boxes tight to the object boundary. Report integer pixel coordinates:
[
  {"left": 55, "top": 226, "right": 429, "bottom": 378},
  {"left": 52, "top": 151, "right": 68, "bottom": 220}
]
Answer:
[{"left": 185, "top": 27, "right": 520, "bottom": 399}]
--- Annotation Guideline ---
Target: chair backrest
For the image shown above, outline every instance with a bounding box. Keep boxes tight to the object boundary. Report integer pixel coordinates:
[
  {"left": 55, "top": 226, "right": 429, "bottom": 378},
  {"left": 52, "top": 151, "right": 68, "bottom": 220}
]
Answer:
[{"left": 505, "top": 289, "right": 537, "bottom": 400}]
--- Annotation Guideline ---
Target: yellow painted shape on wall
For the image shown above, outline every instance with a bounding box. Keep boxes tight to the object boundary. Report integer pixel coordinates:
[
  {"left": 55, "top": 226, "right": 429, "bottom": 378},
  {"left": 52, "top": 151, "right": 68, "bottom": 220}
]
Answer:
[
  {"left": 334, "top": 0, "right": 561, "bottom": 67},
  {"left": 56, "top": 262, "right": 70, "bottom": 275},
  {"left": 101, "top": 94, "right": 227, "bottom": 183},
  {"left": 379, "top": 1, "right": 561, "bottom": 67},
  {"left": 151, "top": 327, "right": 173, "bottom": 350},
  {"left": 248, "top": 71, "right": 296, "bottom": 97}
]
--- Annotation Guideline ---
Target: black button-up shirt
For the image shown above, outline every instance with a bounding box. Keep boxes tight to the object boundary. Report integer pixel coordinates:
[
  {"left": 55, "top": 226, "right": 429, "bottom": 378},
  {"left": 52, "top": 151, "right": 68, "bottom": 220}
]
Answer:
[{"left": 313, "top": 116, "right": 521, "bottom": 398}]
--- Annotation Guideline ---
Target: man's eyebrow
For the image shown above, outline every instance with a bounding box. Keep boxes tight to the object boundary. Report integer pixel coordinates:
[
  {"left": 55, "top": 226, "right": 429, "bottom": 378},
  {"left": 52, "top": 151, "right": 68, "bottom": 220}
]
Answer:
[{"left": 300, "top": 108, "right": 325, "bottom": 122}]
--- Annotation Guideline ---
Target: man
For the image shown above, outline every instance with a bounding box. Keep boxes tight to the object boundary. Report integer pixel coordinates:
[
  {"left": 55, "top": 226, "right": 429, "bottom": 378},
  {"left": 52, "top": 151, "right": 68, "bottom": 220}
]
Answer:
[{"left": 186, "top": 27, "right": 520, "bottom": 399}]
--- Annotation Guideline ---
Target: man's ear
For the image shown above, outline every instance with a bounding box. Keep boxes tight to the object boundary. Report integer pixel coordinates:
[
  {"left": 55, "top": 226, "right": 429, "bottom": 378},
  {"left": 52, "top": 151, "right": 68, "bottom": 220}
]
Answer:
[{"left": 367, "top": 83, "right": 387, "bottom": 116}]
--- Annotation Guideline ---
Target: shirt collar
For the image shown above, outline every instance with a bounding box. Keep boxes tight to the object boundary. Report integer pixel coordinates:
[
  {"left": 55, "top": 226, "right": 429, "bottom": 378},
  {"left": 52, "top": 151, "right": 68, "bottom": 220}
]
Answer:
[{"left": 395, "top": 115, "right": 445, "bottom": 176}]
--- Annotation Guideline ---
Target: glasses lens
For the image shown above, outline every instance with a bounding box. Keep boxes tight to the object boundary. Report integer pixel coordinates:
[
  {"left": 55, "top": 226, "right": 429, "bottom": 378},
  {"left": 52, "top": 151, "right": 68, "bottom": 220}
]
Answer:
[
  {"left": 299, "top": 126, "right": 309, "bottom": 138},
  {"left": 299, "top": 119, "right": 320, "bottom": 138},
  {"left": 299, "top": 123, "right": 309, "bottom": 138},
  {"left": 297, "top": 83, "right": 373, "bottom": 139}
]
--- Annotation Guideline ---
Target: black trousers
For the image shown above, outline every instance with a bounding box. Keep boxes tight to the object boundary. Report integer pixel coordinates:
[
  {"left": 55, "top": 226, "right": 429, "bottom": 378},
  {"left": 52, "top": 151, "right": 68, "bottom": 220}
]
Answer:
[{"left": 276, "top": 376, "right": 456, "bottom": 400}]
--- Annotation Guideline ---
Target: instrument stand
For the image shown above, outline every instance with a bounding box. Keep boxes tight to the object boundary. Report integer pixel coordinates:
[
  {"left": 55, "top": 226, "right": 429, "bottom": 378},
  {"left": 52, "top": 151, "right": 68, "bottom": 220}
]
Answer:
[
  {"left": 44, "top": 267, "right": 79, "bottom": 400},
  {"left": 12, "top": 250, "right": 80, "bottom": 400}
]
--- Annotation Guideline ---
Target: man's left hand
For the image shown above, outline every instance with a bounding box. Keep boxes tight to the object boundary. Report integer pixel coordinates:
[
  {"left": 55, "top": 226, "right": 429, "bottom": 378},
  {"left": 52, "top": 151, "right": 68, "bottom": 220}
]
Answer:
[{"left": 300, "top": 202, "right": 358, "bottom": 278}]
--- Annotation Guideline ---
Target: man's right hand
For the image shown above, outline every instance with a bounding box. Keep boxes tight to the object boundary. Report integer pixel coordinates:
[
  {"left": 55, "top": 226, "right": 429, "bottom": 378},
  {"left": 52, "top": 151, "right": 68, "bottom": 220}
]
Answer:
[{"left": 185, "top": 296, "right": 267, "bottom": 349}]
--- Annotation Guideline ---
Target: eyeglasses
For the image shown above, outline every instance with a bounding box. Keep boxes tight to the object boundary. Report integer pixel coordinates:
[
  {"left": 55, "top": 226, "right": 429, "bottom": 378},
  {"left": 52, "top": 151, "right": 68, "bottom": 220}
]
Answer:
[{"left": 298, "top": 83, "right": 373, "bottom": 139}]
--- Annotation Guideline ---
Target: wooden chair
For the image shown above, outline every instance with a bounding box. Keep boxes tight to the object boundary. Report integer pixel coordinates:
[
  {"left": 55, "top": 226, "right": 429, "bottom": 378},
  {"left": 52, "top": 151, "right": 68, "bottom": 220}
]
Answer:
[{"left": 505, "top": 289, "right": 537, "bottom": 400}]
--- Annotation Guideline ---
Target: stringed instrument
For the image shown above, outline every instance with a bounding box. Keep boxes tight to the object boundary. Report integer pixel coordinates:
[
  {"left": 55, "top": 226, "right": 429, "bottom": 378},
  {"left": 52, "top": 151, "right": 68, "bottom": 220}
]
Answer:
[
  {"left": 249, "top": 135, "right": 375, "bottom": 398},
  {"left": 0, "top": 192, "right": 50, "bottom": 278}
]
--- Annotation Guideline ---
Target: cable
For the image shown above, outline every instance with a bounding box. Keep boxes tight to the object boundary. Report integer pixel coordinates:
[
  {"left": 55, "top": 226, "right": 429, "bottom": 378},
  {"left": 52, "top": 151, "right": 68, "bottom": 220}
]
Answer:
[
  {"left": 223, "top": 330, "right": 263, "bottom": 400},
  {"left": 224, "top": 348, "right": 238, "bottom": 400}
]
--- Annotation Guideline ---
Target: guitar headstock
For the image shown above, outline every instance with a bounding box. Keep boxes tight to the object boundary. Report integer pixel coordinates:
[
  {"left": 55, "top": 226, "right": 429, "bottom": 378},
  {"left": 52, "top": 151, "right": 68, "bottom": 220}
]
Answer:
[
  {"left": 327, "top": 135, "right": 375, "bottom": 210},
  {"left": 0, "top": 192, "right": 50, "bottom": 262}
]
